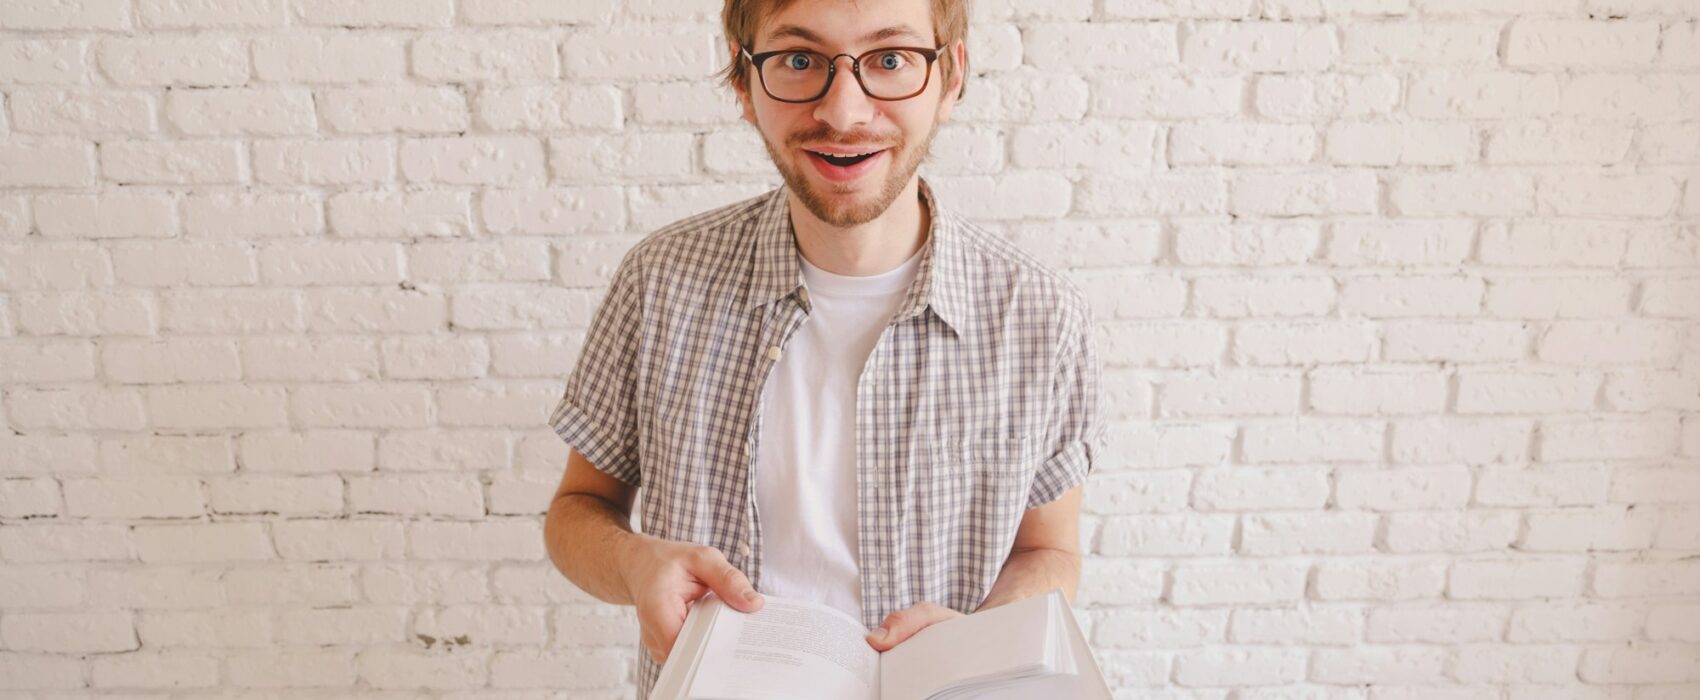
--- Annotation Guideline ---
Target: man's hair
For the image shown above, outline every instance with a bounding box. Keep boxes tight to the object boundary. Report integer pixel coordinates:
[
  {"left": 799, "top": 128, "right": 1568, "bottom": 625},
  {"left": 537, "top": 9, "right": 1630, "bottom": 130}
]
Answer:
[{"left": 720, "top": 0, "right": 969, "bottom": 100}]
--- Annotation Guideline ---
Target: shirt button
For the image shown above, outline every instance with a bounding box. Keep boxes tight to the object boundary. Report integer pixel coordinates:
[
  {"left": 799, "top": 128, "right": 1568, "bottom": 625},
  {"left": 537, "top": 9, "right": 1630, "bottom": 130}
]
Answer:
[
  {"left": 766, "top": 345, "right": 782, "bottom": 361},
  {"left": 798, "top": 287, "right": 810, "bottom": 305},
  {"left": 738, "top": 540, "right": 752, "bottom": 557}
]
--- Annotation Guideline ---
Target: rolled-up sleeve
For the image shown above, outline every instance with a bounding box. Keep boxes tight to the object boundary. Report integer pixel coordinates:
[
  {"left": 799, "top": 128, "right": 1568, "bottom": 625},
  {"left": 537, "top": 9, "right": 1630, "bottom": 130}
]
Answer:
[
  {"left": 548, "top": 248, "right": 645, "bottom": 487},
  {"left": 1026, "top": 298, "right": 1105, "bottom": 510}
]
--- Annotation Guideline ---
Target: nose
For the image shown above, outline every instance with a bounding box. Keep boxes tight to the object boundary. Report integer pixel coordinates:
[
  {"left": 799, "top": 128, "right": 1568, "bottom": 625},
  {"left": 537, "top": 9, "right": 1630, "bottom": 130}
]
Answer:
[{"left": 812, "top": 55, "right": 875, "bottom": 132}]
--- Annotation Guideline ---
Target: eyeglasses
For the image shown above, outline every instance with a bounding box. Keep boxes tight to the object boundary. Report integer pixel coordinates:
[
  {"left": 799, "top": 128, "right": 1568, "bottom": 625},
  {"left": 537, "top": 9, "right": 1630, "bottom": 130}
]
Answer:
[{"left": 741, "top": 45, "right": 946, "bottom": 103}]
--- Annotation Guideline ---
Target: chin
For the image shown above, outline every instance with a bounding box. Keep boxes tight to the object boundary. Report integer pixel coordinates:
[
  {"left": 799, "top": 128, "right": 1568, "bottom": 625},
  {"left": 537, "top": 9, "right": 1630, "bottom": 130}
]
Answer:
[
  {"left": 789, "top": 153, "right": 917, "bottom": 227},
  {"left": 800, "top": 182, "right": 898, "bottom": 227},
  {"left": 814, "top": 201, "right": 888, "bottom": 227}
]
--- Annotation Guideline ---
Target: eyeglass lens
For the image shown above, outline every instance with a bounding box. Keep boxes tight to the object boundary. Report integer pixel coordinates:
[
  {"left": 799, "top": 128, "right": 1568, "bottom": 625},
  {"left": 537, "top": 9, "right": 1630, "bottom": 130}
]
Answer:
[{"left": 761, "top": 50, "right": 930, "bottom": 101}]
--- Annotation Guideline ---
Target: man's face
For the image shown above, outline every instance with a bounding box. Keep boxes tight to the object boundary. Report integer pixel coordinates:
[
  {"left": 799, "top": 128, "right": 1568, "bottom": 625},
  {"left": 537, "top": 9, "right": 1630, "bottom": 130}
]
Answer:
[{"left": 734, "top": 0, "right": 962, "bottom": 228}]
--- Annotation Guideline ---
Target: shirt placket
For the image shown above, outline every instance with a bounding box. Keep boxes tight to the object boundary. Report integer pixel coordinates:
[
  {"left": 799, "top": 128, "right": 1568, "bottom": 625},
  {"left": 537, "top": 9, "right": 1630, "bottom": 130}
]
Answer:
[
  {"left": 855, "top": 324, "right": 898, "bottom": 631},
  {"left": 738, "top": 295, "right": 810, "bottom": 589}
]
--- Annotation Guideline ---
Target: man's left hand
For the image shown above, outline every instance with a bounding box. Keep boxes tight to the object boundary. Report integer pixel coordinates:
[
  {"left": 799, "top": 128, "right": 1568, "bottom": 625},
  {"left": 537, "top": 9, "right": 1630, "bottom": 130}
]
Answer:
[{"left": 864, "top": 600, "right": 963, "bottom": 651}]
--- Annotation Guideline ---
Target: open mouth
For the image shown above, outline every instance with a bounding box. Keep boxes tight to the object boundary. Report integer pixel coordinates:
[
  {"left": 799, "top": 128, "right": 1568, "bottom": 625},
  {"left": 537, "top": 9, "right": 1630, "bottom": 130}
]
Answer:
[
  {"left": 804, "top": 147, "right": 889, "bottom": 182},
  {"left": 808, "top": 150, "right": 884, "bottom": 167}
]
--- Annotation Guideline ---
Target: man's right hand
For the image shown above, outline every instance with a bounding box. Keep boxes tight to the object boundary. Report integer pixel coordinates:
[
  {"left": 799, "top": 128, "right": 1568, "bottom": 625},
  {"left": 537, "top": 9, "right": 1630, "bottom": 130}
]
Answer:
[{"left": 617, "top": 534, "right": 764, "bottom": 667}]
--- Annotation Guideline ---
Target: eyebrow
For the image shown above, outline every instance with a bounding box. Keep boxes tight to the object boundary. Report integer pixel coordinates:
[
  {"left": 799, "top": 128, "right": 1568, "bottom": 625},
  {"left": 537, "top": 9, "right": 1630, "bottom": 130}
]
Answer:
[{"left": 764, "top": 24, "right": 926, "bottom": 46}]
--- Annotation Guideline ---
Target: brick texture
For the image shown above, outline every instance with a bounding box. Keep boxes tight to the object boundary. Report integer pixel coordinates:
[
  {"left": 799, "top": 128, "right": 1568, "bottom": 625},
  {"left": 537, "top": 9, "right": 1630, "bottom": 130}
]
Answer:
[{"left": 1, "top": 1, "right": 1697, "bottom": 697}]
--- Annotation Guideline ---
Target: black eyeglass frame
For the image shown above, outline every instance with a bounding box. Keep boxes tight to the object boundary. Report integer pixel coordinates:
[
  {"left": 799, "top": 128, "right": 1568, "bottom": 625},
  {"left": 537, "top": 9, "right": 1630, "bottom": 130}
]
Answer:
[{"left": 740, "top": 44, "right": 948, "bottom": 103}]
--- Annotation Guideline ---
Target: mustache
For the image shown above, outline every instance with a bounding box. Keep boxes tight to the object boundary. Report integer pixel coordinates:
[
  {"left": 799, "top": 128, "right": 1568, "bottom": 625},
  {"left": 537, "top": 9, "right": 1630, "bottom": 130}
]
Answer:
[{"left": 786, "top": 125, "right": 900, "bottom": 148}]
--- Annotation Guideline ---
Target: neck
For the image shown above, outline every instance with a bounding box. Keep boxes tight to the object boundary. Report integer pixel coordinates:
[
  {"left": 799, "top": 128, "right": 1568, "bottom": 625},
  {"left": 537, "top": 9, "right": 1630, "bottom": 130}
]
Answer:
[{"left": 789, "top": 178, "right": 929, "bottom": 277}]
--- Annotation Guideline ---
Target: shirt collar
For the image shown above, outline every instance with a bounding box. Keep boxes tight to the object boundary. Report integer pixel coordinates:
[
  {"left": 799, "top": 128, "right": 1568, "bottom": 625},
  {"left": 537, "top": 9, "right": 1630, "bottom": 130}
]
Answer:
[{"left": 745, "top": 177, "right": 970, "bottom": 336}]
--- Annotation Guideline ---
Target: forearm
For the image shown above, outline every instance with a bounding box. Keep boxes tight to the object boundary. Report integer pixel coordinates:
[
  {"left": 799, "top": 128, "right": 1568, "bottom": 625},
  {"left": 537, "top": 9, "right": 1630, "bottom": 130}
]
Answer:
[
  {"left": 543, "top": 493, "right": 645, "bottom": 606},
  {"left": 974, "top": 547, "right": 1082, "bottom": 612}
]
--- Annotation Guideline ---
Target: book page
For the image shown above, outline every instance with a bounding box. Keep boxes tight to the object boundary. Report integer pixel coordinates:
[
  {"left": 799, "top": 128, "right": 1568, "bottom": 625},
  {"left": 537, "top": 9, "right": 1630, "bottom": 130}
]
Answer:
[
  {"left": 936, "top": 593, "right": 1110, "bottom": 700},
  {"left": 1055, "top": 594, "right": 1113, "bottom": 700},
  {"left": 878, "top": 593, "right": 1055, "bottom": 700},
  {"left": 687, "top": 595, "right": 879, "bottom": 700}
]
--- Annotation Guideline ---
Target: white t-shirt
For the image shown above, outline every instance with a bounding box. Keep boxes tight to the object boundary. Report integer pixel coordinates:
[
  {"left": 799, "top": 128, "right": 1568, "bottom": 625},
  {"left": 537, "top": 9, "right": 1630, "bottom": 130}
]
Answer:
[{"left": 753, "top": 246, "right": 924, "bottom": 623}]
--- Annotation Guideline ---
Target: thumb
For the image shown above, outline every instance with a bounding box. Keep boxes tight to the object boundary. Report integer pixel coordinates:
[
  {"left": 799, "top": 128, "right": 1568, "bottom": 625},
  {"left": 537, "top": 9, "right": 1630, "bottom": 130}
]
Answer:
[
  {"left": 690, "top": 548, "right": 764, "bottom": 613},
  {"left": 866, "top": 603, "right": 958, "bottom": 651}
]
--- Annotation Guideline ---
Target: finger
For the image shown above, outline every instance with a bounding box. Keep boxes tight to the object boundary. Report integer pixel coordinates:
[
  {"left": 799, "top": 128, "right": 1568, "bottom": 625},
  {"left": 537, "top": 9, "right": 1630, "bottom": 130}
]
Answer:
[
  {"left": 865, "top": 603, "right": 961, "bottom": 651},
  {"left": 640, "top": 596, "right": 688, "bottom": 667},
  {"left": 688, "top": 547, "right": 764, "bottom": 613},
  {"left": 641, "top": 627, "right": 666, "bottom": 667}
]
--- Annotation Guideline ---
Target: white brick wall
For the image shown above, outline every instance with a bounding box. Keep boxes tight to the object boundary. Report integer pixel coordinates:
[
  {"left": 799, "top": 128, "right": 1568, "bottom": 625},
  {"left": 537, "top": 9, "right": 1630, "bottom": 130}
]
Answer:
[{"left": 0, "top": 0, "right": 1696, "bottom": 696}]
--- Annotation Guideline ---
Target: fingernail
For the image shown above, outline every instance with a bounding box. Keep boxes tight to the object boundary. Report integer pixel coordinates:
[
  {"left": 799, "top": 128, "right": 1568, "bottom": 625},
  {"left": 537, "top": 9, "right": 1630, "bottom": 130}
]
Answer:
[
  {"left": 868, "top": 627, "right": 888, "bottom": 642},
  {"left": 743, "top": 590, "right": 759, "bottom": 602}
]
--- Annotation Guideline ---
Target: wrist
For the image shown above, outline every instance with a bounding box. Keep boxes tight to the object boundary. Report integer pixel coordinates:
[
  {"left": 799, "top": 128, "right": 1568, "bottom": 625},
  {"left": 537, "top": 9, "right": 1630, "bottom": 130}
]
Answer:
[{"left": 612, "top": 530, "right": 651, "bottom": 604}]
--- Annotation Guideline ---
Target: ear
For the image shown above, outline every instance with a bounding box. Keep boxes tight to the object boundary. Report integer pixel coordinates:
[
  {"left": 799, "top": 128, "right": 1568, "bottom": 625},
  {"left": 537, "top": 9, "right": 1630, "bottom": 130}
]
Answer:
[
  {"left": 935, "top": 39, "right": 967, "bottom": 123},
  {"left": 729, "top": 41, "right": 759, "bottom": 126}
]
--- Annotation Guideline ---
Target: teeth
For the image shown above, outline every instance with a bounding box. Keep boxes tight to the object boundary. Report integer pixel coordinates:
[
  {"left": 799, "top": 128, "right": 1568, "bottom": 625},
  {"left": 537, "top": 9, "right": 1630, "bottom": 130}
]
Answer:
[{"left": 812, "top": 150, "right": 880, "bottom": 158}]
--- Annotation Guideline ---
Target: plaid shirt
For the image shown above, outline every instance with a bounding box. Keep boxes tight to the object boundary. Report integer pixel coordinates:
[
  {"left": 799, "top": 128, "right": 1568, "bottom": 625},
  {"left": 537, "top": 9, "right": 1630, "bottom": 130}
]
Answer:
[{"left": 548, "top": 179, "right": 1105, "bottom": 698}]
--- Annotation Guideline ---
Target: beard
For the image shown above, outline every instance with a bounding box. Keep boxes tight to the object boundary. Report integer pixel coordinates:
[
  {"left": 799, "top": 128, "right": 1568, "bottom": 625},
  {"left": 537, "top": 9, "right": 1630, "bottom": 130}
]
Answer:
[{"left": 761, "top": 118, "right": 941, "bottom": 227}]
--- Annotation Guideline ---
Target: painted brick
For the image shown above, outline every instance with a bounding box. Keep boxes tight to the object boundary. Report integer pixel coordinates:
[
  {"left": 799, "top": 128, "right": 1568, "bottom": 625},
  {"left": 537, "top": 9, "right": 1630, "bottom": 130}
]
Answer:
[
  {"left": 0, "top": 142, "right": 97, "bottom": 187},
  {"left": 1328, "top": 220, "right": 1474, "bottom": 266},
  {"left": 1326, "top": 122, "right": 1475, "bottom": 166},
  {"left": 1408, "top": 72, "right": 1562, "bottom": 119},
  {"left": 412, "top": 32, "right": 558, "bottom": 82},
  {"left": 10, "top": 89, "right": 158, "bottom": 135},
  {"left": 254, "top": 139, "right": 394, "bottom": 186},
  {"left": 320, "top": 87, "right": 470, "bottom": 134},
  {"left": 1027, "top": 23, "right": 1179, "bottom": 71},
  {"left": 1506, "top": 20, "right": 1660, "bottom": 67},
  {"left": 137, "top": 0, "right": 285, "bottom": 28},
  {"left": 563, "top": 28, "right": 717, "bottom": 79},
  {"left": 1091, "top": 74, "right": 1241, "bottom": 120},
  {"left": 166, "top": 88, "right": 317, "bottom": 136},
  {"left": 1487, "top": 120, "right": 1634, "bottom": 164},
  {"left": 1173, "top": 123, "right": 1317, "bottom": 166},
  {"left": 328, "top": 191, "right": 473, "bottom": 238},
  {"left": 252, "top": 33, "right": 407, "bottom": 83},
  {"left": 1335, "top": 466, "right": 1472, "bottom": 510},
  {"left": 1013, "top": 123, "right": 1158, "bottom": 169},
  {"left": 1232, "top": 171, "right": 1378, "bottom": 216},
  {"left": 400, "top": 137, "right": 546, "bottom": 187},
  {"left": 1343, "top": 22, "right": 1499, "bottom": 64},
  {"left": 1255, "top": 74, "right": 1400, "bottom": 120},
  {"left": 0, "top": 41, "right": 93, "bottom": 85},
  {"left": 549, "top": 133, "right": 696, "bottom": 180},
  {"left": 1, "top": 0, "right": 131, "bottom": 30},
  {"left": 959, "top": 70, "right": 1091, "bottom": 122},
  {"left": 462, "top": 0, "right": 617, "bottom": 24},
  {"left": 1232, "top": 321, "right": 1376, "bottom": 365},
  {"left": 35, "top": 192, "right": 176, "bottom": 240},
  {"left": 293, "top": 0, "right": 453, "bottom": 28},
  {"left": 1315, "top": 558, "right": 1447, "bottom": 601},
  {"left": 1185, "top": 22, "right": 1338, "bottom": 71},
  {"left": 99, "top": 37, "right": 249, "bottom": 87},
  {"left": 101, "top": 140, "right": 246, "bottom": 185},
  {"left": 185, "top": 192, "right": 323, "bottom": 238},
  {"left": 478, "top": 85, "right": 623, "bottom": 131}
]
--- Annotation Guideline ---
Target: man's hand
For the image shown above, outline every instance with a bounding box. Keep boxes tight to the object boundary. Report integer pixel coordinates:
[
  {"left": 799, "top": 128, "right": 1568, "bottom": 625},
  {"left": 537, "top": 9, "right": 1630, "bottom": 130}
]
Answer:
[
  {"left": 863, "top": 600, "right": 963, "bottom": 652},
  {"left": 618, "top": 534, "right": 764, "bottom": 666}
]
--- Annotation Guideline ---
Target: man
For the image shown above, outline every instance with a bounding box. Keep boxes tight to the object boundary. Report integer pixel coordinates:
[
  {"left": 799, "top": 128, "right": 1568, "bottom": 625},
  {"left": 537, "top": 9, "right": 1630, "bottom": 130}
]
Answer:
[{"left": 542, "top": 0, "right": 1105, "bottom": 696}]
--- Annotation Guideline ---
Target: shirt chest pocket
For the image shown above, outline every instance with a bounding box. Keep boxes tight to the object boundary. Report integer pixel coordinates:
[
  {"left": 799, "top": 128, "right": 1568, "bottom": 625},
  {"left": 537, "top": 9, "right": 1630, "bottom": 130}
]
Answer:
[{"left": 910, "top": 437, "right": 1036, "bottom": 567}]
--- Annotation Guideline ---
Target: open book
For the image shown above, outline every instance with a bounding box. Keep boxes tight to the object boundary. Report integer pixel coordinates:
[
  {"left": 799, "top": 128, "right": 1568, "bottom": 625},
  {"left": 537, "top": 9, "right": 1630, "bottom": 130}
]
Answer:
[{"left": 651, "top": 588, "right": 1111, "bottom": 700}]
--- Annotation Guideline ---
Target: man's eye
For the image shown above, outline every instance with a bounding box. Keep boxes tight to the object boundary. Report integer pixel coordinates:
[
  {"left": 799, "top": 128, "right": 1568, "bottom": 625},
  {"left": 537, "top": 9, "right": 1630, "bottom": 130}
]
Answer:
[
  {"left": 784, "top": 53, "right": 813, "bottom": 70},
  {"left": 878, "top": 53, "right": 904, "bottom": 69}
]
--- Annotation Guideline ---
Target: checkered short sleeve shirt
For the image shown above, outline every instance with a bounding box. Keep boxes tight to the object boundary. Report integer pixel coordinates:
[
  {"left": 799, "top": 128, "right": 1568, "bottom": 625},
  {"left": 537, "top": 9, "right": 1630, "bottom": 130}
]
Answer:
[{"left": 549, "top": 179, "right": 1106, "bottom": 698}]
